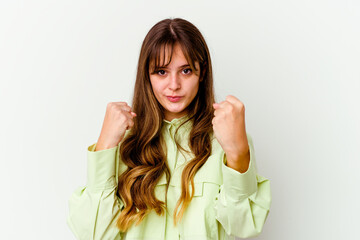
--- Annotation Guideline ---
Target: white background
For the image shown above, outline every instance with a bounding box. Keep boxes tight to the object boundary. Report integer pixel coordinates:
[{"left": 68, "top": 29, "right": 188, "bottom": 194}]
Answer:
[{"left": 1, "top": 0, "right": 359, "bottom": 239}]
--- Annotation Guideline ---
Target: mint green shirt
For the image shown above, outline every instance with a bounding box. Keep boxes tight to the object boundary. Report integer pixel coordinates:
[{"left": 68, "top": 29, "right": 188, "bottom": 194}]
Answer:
[{"left": 67, "top": 115, "right": 271, "bottom": 240}]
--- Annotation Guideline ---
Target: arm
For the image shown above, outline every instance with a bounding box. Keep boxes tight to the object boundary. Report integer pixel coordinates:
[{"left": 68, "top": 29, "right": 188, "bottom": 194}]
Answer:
[
  {"left": 214, "top": 133, "right": 272, "bottom": 238},
  {"left": 66, "top": 143, "right": 124, "bottom": 240}
]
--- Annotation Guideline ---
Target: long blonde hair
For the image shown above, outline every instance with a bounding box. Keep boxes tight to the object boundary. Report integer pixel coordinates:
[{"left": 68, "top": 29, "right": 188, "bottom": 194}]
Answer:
[{"left": 117, "top": 17, "right": 215, "bottom": 231}]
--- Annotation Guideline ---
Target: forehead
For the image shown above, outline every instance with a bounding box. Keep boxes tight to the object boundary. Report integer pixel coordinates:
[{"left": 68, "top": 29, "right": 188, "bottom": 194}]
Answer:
[{"left": 149, "top": 42, "right": 197, "bottom": 69}]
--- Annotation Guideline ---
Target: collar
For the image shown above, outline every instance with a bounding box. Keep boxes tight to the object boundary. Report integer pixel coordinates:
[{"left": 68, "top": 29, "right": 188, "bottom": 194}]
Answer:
[{"left": 162, "top": 114, "right": 192, "bottom": 131}]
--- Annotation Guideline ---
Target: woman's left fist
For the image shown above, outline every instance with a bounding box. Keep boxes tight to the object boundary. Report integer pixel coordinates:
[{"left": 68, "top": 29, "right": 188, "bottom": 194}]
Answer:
[{"left": 212, "top": 95, "right": 249, "bottom": 158}]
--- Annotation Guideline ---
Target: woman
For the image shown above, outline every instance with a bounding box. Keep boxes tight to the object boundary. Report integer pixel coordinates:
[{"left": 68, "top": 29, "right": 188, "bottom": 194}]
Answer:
[{"left": 67, "top": 18, "right": 271, "bottom": 240}]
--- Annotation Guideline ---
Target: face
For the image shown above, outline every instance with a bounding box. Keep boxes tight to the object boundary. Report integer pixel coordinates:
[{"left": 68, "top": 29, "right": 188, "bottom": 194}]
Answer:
[{"left": 149, "top": 43, "right": 201, "bottom": 121}]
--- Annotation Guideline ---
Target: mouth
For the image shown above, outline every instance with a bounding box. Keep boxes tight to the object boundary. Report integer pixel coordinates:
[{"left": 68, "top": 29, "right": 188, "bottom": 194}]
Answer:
[{"left": 167, "top": 96, "right": 183, "bottom": 102}]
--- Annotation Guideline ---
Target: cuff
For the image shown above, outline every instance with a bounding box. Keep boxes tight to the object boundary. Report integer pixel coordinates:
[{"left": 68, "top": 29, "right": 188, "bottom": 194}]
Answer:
[
  {"left": 221, "top": 134, "right": 258, "bottom": 200},
  {"left": 86, "top": 142, "right": 118, "bottom": 191}
]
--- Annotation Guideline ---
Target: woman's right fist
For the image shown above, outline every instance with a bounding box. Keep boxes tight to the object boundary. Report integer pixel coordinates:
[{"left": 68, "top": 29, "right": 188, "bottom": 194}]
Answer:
[{"left": 95, "top": 102, "right": 137, "bottom": 151}]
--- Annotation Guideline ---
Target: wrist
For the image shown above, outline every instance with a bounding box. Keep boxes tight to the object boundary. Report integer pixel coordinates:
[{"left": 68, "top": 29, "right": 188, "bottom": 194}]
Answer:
[
  {"left": 225, "top": 145, "right": 249, "bottom": 160},
  {"left": 95, "top": 138, "right": 118, "bottom": 151},
  {"left": 225, "top": 148, "right": 250, "bottom": 173}
]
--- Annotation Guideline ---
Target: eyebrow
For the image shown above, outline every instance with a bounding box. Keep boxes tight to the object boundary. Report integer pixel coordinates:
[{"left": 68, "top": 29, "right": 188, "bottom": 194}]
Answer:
[{"left": 156, "top": 64, "right": 190, "bottom": 69}]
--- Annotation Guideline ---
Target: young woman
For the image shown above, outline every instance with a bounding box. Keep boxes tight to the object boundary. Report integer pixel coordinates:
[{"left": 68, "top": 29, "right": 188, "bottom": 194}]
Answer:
[{"left": 67, "top": 18, "right": 271, "bottom": 240}]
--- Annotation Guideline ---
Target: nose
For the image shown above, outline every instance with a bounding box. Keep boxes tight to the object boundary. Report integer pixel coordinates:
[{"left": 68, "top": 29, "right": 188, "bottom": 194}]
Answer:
[{"left": 168, "top": 72, "right": 181, "bottom": 91}]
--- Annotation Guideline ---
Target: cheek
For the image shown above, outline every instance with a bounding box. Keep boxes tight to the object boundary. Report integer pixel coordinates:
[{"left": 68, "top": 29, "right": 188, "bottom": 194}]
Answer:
[
  {"left": 189, "top": 79, "right": 200, "bottom": 94},
  {"left": 150, "top": 81, "right": 165, "bottom": 98}
]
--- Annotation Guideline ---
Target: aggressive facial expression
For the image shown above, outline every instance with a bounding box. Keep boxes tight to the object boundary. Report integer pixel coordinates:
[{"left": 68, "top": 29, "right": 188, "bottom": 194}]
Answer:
[{"left": 149, "top": 43, "right": 201, "bottom": 121}]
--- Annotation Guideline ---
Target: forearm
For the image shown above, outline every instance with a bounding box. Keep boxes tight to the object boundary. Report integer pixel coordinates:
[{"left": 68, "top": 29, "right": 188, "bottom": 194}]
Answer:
[{"left": 225, "top": 148, "right": 250, "bottom": 173}]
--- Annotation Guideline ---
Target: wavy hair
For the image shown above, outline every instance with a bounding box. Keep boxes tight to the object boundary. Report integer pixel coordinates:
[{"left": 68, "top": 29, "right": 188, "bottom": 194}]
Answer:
[{"left": 116, "top": 17, "right": 215, "bottom": 232}]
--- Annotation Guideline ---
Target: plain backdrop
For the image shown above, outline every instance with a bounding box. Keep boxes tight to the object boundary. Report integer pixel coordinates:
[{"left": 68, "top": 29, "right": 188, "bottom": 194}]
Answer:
[{"left": 0, "top": 0, "right": 359, "bottom": 239}]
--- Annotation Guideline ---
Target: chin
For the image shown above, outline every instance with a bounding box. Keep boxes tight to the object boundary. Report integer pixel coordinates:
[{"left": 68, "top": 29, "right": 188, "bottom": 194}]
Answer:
[{"left": 167, "top": 108, "right": 185, "bottom": 113}]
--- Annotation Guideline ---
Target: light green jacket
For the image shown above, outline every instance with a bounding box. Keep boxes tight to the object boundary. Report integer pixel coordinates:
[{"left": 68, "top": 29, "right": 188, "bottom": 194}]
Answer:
[{"left": 67, "top": 115, "right": 271, "bottom": 240}]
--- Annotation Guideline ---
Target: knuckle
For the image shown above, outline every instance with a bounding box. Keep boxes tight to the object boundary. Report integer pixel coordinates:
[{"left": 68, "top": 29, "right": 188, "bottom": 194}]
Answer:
[
  {"left": 119, "top": 112, "right": 127, "bottom": 121},
  {"left": 238, "top": 102, "right": 245, "bottom": 111}
]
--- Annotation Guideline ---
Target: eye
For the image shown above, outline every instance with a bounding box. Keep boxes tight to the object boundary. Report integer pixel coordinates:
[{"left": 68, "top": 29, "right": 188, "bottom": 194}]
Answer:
[
  {"left": 157, "top": 70, "right": 166, "bottom": 76},
  {"left": 183, "top": 68, "right": 192, "bottom": 75}
]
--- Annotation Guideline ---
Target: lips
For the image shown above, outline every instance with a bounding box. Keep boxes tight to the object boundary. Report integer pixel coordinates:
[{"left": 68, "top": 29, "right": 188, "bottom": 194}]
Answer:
[{"left": 167, "top": 96, "right": 182, "bottom": 102}]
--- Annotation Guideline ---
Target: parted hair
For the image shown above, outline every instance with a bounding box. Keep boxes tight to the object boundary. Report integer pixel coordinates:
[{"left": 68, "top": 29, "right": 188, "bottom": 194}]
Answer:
[{"left": 116, "top": 17, "right": 215, "bottom": 232}]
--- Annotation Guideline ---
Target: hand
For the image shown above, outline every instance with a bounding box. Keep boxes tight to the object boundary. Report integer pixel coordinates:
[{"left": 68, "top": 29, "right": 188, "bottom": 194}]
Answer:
[
  {"left": 212, "top": 95, "right": 249, "bottom": 171},
  {"left": 96, "top": 102, "right": 137, "bottom": 151}
]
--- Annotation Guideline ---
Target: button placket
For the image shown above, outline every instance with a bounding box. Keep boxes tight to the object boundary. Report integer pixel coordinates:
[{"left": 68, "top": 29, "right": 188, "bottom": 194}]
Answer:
[{"left": 169, "top": 124, "right": 179, "bottom": 173}]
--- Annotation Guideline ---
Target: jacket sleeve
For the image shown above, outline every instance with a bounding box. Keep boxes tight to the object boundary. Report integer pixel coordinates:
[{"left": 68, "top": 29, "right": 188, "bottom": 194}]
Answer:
[
  {"left": 66, "top": 142, "right": 126, "bottom": 240},
  {"left": 214, "top": 133, "right": 272, "bottom": 238}
]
